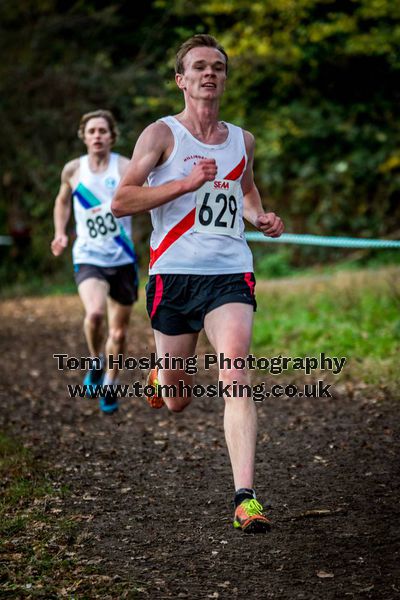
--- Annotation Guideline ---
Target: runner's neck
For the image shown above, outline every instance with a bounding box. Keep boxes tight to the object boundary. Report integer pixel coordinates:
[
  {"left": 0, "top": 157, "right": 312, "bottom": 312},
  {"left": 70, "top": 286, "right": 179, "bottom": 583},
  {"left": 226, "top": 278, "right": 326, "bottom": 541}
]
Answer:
[
  {"left": 176, "top": 104, "right": 227, "bottom": 145},
  {"left": 87, "top": 152, "right": 111, "bottom": 174}
]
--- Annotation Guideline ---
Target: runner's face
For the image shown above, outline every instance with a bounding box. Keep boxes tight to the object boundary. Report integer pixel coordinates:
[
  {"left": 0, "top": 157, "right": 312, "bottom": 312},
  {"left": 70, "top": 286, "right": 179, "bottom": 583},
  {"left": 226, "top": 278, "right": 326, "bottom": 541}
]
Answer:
[
  {"left": 83, "top": 117, "right": 112, "bottom": 154},
  {"left": 176, "top": 46, "right": 227, "bottom": 99}
]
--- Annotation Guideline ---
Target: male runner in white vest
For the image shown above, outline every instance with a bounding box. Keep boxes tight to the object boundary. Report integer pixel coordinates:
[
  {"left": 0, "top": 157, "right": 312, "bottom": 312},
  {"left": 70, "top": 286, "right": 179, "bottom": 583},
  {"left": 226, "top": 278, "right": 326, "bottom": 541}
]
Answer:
[
  {"left": 112, "top": 35, "right": 284, "bottom": 532},
  {"left": 51, "top": 110, "right": 138, "bottom": 414}
]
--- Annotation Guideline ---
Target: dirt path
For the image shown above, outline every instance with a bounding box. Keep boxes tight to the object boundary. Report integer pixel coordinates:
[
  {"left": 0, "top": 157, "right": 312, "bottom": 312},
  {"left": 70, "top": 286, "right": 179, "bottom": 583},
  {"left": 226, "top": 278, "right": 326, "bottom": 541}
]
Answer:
[{"left": 1, "top": 296, "right": 399, "bottom": 599}]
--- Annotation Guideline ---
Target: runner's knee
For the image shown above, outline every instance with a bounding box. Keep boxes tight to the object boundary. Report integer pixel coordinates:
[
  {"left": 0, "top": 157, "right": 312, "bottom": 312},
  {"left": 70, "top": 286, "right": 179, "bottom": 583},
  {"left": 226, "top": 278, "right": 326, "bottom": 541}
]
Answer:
[
  {"left": 108, "top": 326, "right": 127, "bottom": 346},
  {"left": 86, "top": 310, "right": 104, "bottom": 327},
  {"left": 219, "top": 366, "right": 250, "bottom": 385},
  {"left": 165, "top": 397, "right": 191, "bottom": 413}
]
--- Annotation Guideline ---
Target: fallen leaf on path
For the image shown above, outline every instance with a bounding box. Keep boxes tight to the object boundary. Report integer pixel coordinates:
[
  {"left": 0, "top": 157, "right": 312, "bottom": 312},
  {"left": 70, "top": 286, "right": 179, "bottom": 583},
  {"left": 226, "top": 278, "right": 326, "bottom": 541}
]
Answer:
[{"left": 317, "top": 570, "right": 334, "bottom": 578}]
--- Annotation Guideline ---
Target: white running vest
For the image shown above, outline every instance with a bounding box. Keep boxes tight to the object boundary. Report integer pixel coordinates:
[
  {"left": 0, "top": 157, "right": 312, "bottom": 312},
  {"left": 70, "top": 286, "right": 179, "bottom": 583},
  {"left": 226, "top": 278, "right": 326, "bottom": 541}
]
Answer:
[
  {"left": 147, "top": 116, "right": 254, "bottom": 275},
  {"left": 72, "top": 153, "right": 136, "bottom": 267}
]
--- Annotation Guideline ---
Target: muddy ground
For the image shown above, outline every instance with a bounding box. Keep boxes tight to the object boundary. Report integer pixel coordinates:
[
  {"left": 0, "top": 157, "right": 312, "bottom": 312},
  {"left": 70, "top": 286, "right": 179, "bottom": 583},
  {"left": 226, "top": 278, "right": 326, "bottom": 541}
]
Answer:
[{"left": 1, "top": 296, "right": 399, "bottom": 599}]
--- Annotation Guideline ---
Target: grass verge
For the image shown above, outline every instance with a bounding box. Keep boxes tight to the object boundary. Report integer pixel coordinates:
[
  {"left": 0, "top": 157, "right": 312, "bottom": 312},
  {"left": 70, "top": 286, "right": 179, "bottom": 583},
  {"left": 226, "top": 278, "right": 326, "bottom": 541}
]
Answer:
[
  {"left": 252, "top": 266, "right": 400, "bottom": 391},
  {"left": 0, "top": 432, "right": 142, "bottom": 598}
]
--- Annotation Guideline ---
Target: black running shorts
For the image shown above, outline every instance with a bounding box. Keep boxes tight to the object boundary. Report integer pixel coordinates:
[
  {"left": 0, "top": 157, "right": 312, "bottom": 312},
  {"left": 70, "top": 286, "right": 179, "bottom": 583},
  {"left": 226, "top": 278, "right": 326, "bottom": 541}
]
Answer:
[
  {"left": 146, "top": 272, "right": 256, "bottom": 335},
  {"left": 74, "top": 263, "right": 139, "bottom": 306}
]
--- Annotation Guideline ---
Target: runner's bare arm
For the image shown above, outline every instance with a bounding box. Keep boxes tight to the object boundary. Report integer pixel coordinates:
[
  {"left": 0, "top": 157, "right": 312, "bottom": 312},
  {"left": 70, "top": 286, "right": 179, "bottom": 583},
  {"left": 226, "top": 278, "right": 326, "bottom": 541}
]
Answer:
[
  {"left": 112, "top": 122, "right": 217, "bottom": 217},
  {"left": 117, "top": 155, "right": 131, "bottom": 178},
  {"left": 118, "top": 154, "right": 150, "bottom": 188},
  {"left": 241, "top": 131, "right": 284, "bottom": 238},
  {"left": 51, "top": 160, "right": 77, "bottom": 256}
]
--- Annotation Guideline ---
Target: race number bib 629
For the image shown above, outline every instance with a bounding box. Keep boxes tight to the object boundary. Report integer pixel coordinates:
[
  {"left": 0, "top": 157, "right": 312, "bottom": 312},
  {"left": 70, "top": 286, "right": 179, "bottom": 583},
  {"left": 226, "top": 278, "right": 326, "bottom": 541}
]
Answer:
[
  {"left": 82, "top": 201, "right": 120, "bottom": 244},
  {"left": 194, "top": 179, "right": 241, "bottom": 237}
]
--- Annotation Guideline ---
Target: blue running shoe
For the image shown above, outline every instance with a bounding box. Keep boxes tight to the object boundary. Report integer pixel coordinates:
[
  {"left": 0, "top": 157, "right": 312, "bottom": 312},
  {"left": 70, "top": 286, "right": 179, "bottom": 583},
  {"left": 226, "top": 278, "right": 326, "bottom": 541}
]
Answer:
[
  {"left": 99, "top": 390, "right": 118, "bottom": 414},
  {"left": 83, "top": 356, "right": 104, "bottom": 398}
]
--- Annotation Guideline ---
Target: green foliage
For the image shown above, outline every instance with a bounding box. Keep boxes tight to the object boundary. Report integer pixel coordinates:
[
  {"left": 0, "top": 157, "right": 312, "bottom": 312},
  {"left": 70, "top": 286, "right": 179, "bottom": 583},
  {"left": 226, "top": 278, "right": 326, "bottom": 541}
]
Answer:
[
  {"left": 1, "top": 0, "right": 399, "bottom": 286},
  {"left": 254, "top": 248, "right": 296, "bottom": 279}
]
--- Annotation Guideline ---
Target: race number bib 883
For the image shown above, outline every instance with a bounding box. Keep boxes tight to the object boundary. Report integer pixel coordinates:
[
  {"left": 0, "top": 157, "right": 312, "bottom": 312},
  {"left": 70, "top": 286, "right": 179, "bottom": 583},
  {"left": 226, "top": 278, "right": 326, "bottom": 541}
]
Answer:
[
  {"left": 82, "top": 201, "right": 120, "bottom": 244},
  {"left": 194, "top": 179, "right": 241, "bottom": 237}
]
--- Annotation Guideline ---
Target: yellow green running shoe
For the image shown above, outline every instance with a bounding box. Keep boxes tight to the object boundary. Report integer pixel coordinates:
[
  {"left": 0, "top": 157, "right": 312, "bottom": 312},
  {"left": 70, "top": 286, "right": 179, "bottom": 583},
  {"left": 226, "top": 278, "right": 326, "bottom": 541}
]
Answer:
[{"left": 233, "top": 498, "right": 271, "bottom": 533}]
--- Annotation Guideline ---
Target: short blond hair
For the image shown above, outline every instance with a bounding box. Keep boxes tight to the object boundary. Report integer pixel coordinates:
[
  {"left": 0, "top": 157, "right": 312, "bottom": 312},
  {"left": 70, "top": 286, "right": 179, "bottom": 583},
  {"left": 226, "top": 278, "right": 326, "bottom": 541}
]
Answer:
[
  {"left": 175, "top": 34, "right": 228, "bottom": 74},
  {"left": 78, "top": 110, "right": 119, "bottom": 144}
]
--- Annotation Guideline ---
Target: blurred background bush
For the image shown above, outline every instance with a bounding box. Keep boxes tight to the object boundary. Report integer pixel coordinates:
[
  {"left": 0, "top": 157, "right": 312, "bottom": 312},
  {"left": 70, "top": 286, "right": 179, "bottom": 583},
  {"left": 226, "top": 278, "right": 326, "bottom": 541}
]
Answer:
[{"left": 1, "top": 0, "right": 399, "bottom": 291}]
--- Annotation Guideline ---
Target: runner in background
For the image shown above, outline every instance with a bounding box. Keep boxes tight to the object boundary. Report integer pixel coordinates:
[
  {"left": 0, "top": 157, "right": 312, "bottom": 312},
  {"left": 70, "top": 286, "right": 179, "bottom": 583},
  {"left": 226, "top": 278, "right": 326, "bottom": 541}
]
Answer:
[
  {"left": 51, "top": 110, "right": 138, "bottom": 414},
  {"left": 112, "top": 35, "right": 284, "bottom": 531}
]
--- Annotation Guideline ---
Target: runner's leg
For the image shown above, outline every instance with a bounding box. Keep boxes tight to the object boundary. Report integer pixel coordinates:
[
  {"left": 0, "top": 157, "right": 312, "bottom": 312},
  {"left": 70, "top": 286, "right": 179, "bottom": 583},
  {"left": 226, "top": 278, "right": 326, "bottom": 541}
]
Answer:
[
  {"left": 153, "top": 330, "right": 198, "bottom": 412},
  {"left": 105, "top": 297, "right": 133, "bottom": 382},
  {"left": 204, "top": 303, "right": 256, "bottom": 490},
  {"left": 78, "top": 277, "right": 108, "bottom": 357}
]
